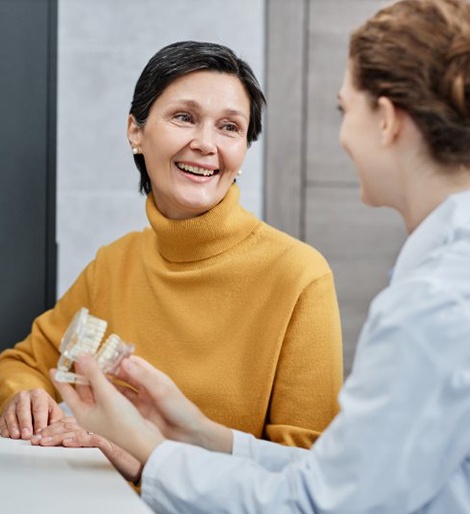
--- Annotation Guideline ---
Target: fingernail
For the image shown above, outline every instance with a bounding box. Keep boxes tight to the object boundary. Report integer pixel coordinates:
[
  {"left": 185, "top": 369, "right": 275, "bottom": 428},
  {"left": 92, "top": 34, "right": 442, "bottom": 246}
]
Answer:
[
  {"left": 32, "top": 434, "right": 41, "bottom": 442},
  {"left": 11, "top": 429, "right": 20, "bottom": 438},
  {"left": 41, "top": 436, "right": 52, "bottom": 443},
  {"left": 123, "top": 359, "right": 134, "bottom": 371},
  {"left": 22, "top": 428, "right": 31, "bottom": 438}
]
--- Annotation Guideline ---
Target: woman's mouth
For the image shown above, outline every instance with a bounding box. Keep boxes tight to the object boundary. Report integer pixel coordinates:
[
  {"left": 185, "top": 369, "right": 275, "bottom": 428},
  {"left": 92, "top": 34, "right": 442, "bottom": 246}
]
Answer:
[{"left": 175, "top": 162, "right": 219, "bottom": 177}]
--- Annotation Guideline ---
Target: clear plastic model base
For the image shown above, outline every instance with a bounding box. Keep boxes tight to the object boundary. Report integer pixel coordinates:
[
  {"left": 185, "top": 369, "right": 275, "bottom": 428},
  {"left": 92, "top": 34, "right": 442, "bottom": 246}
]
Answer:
[{"left": 54, "top": 307, "right": 134, "bottom": 385}]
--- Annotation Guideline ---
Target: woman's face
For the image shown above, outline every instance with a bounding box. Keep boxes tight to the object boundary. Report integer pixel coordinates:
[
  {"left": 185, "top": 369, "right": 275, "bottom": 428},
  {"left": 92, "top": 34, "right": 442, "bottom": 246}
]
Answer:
[
  {"left": 338, "top": 62, "right": 392, "bottom": 208},
  {"left": 128, "top": 70, "right": 250, "bottom": 219}
]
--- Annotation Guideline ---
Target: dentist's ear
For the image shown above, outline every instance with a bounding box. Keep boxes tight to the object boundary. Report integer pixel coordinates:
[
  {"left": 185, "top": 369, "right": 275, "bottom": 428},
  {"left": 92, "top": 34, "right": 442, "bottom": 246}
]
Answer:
[{"left": 377, "top": 96, "right": 403, "bottom": 146}]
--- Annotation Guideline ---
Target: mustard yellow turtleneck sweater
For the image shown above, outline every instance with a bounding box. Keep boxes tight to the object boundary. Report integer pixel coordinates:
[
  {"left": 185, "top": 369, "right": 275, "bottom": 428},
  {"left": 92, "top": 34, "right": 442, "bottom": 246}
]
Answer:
[{"left": 0, "top": 185, "right": 342, "bottom": 448}]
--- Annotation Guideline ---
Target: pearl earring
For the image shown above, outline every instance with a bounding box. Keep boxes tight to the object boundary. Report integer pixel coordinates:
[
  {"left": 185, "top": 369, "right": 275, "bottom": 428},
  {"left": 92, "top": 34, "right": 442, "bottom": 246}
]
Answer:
[
  {"left": 237, "top": 169, "right": 243, "bottom": 176},
  {"left": 132, "top": 148, "right": 139, "bottom": 155}
]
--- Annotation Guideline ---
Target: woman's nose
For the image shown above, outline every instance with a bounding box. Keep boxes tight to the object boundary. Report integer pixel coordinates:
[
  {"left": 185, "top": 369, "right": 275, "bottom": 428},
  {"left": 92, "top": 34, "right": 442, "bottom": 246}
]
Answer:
[{"left": 190, "top": 124, "right": 216, "bottom": 154}]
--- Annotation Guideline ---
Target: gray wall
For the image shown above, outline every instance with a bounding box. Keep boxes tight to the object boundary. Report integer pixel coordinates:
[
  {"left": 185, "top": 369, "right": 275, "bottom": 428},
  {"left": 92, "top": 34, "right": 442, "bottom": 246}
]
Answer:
[
  {"left": 265, "top": 0, "right": 407, "bottom": 375},
  {"left": 57, "top": 0, "right": 265, "bottom": 296}
]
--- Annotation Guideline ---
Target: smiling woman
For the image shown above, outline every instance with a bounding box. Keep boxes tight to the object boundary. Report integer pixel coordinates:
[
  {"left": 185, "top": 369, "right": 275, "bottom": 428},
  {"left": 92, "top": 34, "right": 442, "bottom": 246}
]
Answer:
[
  {"left": 0, "top": 41, "right": 343, "bottom": 486},
  {"left": 128, "top": 71, "right": 250, "bottom": 220}
]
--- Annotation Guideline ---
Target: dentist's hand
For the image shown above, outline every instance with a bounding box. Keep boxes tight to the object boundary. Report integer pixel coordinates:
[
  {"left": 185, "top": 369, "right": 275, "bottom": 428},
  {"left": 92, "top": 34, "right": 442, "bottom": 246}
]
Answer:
[
  {"left": 51, "top": 355, "right": 162, "bottom": 465},
  {"left": 115, "top": 356, "right": 233, "bottom": 453}
]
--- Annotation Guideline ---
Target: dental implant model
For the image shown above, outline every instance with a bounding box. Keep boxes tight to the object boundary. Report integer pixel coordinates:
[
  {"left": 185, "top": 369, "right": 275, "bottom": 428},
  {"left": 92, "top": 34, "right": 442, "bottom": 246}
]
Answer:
[{"left": 54, "top": 307, "right": 134, "bottom": 385}]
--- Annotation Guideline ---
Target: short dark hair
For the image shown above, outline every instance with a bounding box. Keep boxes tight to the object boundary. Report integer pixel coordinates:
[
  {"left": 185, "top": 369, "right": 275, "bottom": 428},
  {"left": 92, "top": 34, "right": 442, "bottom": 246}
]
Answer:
[{"left": 130, "top": 41, "right": 266, "bottom": 194}]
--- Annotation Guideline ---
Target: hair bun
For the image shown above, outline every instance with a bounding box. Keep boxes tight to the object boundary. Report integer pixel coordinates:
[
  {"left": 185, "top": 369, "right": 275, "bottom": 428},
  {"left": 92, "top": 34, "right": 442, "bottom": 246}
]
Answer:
[{"left": 443, "top": 36, "right": 470, "bottom": 119}]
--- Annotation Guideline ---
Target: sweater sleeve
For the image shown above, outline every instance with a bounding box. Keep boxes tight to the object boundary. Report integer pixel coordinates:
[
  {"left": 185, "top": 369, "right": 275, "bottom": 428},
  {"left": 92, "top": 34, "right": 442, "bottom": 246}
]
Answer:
[
  {"left": 264, "top": 272, "right": 343, "bottom": 448},
  {"left": 0, "top": 260, "right": 97, "bottom": 412}
]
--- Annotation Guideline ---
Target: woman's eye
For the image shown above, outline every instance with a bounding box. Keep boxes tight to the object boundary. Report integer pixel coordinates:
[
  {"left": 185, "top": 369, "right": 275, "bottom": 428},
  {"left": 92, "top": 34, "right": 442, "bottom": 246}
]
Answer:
[
  {"left": 174, "top": 113, "right": 192, "bottom": 123},
  {"left": 222, "top": 122, "right": 239, "bottom": 133}
]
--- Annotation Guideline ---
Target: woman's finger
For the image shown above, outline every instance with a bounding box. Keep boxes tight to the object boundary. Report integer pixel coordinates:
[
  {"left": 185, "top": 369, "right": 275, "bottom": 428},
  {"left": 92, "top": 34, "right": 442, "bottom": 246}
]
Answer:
[
  {"left": 115, "top": 384, "right": 138, "bottom": 403},
  {"left": 129, "top": 355, "right": 167, "bottom": 375},
  {"left": 37, "top": 429, "right": 100, "bottom": 448},
  {"left": 74, "top": 361, "right": 96, "bottom": 404},
  {"left": 62, "top": 430, "right": 105, "bottom": 448},
  {"left": 121, "top": 356, "right": 170, "bottom": 393},
  {"left": 75, "top": 355, "right": 115, "bottom": 403},
  {"left": 114, "top": 358, "right": 144, "bottom": 391},
  {"left": 35, "top": 417, "right": 79, "bottom": 437},
  {"left": 50, "top": 369, "right": 82, "bottom": 412}
]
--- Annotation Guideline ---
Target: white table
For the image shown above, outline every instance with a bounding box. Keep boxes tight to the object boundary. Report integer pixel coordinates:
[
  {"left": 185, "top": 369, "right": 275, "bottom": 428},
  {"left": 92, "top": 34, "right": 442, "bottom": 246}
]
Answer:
[{"left": 0, "top": 437, "right": 153, "bottom": 513}]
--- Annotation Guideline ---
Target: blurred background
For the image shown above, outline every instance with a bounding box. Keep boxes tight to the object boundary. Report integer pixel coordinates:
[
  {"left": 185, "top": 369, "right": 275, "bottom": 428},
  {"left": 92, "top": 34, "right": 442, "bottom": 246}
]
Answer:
[{"left": 0, "top": 0, "right": 405, "bottom": 376}]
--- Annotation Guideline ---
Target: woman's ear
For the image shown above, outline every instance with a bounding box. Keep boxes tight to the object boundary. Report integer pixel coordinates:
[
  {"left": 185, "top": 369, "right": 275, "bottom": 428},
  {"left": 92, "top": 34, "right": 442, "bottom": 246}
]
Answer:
[
  {"left": 377, "top": 96, "right": 403, "bottom": 146},
  {"left": 127, "top": 114, "right": 142, "bottom": 150}
]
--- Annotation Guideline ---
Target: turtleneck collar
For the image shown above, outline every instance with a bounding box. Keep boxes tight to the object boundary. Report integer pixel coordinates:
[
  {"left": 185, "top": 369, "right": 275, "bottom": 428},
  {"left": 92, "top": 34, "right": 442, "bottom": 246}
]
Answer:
[{"left": 145, "top": 184, "right": 260, "bottom": 263}]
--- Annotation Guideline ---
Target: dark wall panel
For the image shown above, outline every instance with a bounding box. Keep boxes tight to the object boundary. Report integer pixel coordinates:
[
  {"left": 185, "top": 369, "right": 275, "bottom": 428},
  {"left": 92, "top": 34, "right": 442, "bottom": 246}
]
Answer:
[{"left": 0, "top": 0, "right": 57, "bottom": 350}]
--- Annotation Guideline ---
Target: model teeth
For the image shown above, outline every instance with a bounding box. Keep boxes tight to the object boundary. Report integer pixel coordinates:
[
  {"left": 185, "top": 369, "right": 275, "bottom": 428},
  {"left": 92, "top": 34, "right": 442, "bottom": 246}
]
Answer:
[
  {"left": 58, "top": 308, "right": 107, "bottom": 372},
  {"left": 176, "top": 163, "right": 216, "bottom": 176},
  {"left": 56, "top": 308, "right": 135, "bottom": 384}
]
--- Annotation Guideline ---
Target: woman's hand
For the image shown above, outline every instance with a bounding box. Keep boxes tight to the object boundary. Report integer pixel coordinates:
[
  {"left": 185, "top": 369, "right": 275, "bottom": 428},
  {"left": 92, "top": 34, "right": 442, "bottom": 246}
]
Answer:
[
  {"left": 30, "top": 416, "right": 143, "bottom": 482},
  {"left": 115, "top": 356, "right": 233, "bottom": 453},
  {"left": 51, "top": 355, "right": 163, "bottom": 465},
  {"left": 0, "top": 389, "right": 64, "bottom": 439}
]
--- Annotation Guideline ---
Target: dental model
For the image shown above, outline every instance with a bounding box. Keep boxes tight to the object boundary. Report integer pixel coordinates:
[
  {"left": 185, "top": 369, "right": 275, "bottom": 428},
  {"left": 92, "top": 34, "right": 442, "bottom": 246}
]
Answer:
[
  {"left": 54, "top": 308, "right": 134, "bottom": 385},
  {"left": 96, "top": 333, "right": 135, "bottom": 374}
]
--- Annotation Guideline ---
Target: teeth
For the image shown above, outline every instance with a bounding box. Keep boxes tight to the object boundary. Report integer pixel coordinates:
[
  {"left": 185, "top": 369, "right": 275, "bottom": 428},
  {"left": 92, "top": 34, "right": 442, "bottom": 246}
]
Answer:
[
  {"left": 58, "top": 308, "right": 108, "bottom": 372},
  {"left": 176, "top": 163, "right": 215, "bottom": 176}
]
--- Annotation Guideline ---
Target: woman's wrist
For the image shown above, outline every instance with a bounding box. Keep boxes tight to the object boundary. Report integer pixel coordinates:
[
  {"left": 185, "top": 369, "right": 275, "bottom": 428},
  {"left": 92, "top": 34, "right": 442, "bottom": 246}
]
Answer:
[
  {"left": 100, "top": 442, "right": 145, "bottom": 483},
  {"left": 197, "top": 418, "right": 233, "bottom": 454},
  {"left": 126, "top": 427, "right": 165, "bottom": 465}
]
